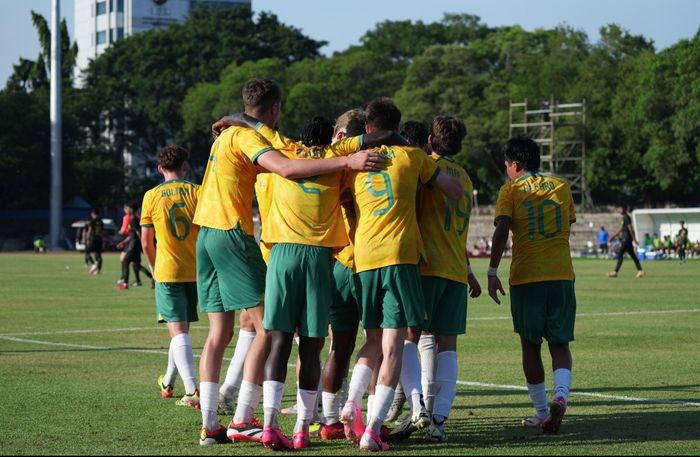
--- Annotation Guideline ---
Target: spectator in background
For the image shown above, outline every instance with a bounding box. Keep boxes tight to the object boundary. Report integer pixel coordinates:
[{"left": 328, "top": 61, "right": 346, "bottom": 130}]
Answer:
[
  {"left": 598, "top": 226, "right": 609, "bottom": 257},
  {"left": 677, "top": 221, "right": 689, "bottom": 265},
  {"left": 643, "top": 233, "right": 652, "bottom": 251},
  {"left": 652, "top": 233, "right": 661, "bottom": 252}
]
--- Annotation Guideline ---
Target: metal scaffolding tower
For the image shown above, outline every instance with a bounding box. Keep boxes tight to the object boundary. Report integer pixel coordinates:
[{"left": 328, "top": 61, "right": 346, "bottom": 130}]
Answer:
[{"left": 509, "top": 99, "right": 592, "bottom": 209}]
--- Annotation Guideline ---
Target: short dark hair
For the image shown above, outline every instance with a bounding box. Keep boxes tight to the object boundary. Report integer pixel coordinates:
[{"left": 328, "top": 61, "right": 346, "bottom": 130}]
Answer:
[
  {"left": 399, "top": 121, "right": 429, "bottom": 151},
  {"left": 430, "top": 116, "right": 466, "bottom": 156},
  {"left": 619, "top": 203, "right": 629, "bottom": 211},
  {"left": 300, "top": 116, "right": 333, "bottom": 147},
  {"left": 91, "top": 207, "right": 100, "bottom": 215},
  {"left": 242, "top": 77, "right": 282, "bottom": 111},
  {"left": 365, "top": 97, "right": 401, "bottom": 131},
  {"left": 124, "top": 201, "right": 139, "bottom": 211},
  {"left": 334, "top": 109, "right": 365, "bottom": 137},
  {"left": 157, "top": 145, "right": 189, "bottom": 171},
  {"left": 503, "top": 136, "right": 540, "bottom": 172}
]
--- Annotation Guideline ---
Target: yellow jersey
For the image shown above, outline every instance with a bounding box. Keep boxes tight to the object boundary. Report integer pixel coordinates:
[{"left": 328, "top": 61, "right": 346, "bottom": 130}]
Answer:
[
  {"left": 334, "top": 198, "right": 357, "bottom": 270},
  {"left": 192, "top": 126, "right": 274, "bottom": 234},
  {"left": 140, "top": 179, "right": 200, "bottom": 283},
  {"left": 494, "top": 172, "right": 576, "bottom": 286},
  {"left": 418, "top": 154, "right": 474, "bottom": 284},
  {"left": 351, "top": 145, "right": 440, "bottom": 273},
  {"left": 255, "top": 173, "right": 273, "bottom": 263},
  {"left": 254, "top": 124, "right": 363, "bottom": 247}
]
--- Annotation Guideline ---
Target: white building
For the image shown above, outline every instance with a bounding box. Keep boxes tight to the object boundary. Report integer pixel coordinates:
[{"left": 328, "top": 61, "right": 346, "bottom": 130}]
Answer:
[{"left": 74, "top": 0, "right": 251, "bottom": 79}]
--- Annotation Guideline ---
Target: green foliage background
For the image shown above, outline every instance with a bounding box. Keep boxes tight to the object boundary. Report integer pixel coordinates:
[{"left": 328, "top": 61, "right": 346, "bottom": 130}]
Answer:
[{"left": 2, "top": 5, "right": 700, "bottom": 208}]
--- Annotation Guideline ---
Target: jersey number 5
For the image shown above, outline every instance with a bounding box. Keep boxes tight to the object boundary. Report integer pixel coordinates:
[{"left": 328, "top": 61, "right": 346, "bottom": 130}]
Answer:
[
  {"left": 169, "top": 202, "right": 191, "bottom": 241},
  {"left": 522, "top": 199, "right": 562, "bottom": 240}
]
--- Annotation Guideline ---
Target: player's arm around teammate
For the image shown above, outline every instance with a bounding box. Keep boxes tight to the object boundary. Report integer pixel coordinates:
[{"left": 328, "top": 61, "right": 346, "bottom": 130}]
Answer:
[{"left": 193, "top": 78, "right": 389, "bottom": 447}]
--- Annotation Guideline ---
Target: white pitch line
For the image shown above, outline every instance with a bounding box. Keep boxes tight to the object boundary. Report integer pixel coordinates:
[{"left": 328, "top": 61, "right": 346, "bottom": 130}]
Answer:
[
  {"left": 2, "top": 335, "right": 699, "bottom": 408},
  {"left": 456, "top": 380, "right": 700, "bottom": 407},
  {"left": 0, "top": 325, "right": 209, "bottom": 337},
  {"left": 2, "top": 308, "right": 698, "bottom": 336},
  {"left": 0, "top": 335, "right": 225, "bottom": 360}
]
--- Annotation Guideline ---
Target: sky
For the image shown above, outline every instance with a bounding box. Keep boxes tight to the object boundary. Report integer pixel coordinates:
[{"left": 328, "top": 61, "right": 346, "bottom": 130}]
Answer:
[{"left": 1, "top": 0, "right": 699, "bottom": 85}]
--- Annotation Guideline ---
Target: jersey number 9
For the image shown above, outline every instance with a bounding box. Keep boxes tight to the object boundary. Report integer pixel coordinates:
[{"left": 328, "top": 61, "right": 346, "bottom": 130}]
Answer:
[{"left": 365, "top": 171, "right": 394, "bottom": 216}]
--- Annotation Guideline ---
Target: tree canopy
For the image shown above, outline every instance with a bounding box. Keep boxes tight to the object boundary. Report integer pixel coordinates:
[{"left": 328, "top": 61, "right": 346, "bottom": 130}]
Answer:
[{"left": 2, "top": 8, "right": 700, "bottom": 210}]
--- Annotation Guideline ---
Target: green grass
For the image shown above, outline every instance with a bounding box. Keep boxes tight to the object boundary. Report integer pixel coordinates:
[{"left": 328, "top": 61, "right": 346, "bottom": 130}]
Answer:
[{"left": 0, "top": 253, "right": 698, "bottom": 455}]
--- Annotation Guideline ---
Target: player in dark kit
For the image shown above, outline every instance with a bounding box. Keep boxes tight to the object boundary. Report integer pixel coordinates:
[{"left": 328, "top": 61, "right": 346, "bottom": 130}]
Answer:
[
  {"left": 116, "top": 202, "right": 154, "bottom": 289},
  {"left": 85, "top": 208, "right": 104, "bottom": 275},
  {"left": 606, "top": 204, "right": 645, "bottom": 278}
]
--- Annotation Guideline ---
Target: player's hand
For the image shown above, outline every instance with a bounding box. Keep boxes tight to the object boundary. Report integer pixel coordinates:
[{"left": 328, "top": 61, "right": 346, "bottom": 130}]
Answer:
[
  {"left": 488, "top": 275, "right": 505, "bottom": 304},
  {"left": 467, "top": 273, "right": 482, "bottom": 298},
  {"left": 211, "top": 113, "right": 249, "bottom": 138},
  {"left": 347, "top": 151, "right": 389, "bottom": 171}
]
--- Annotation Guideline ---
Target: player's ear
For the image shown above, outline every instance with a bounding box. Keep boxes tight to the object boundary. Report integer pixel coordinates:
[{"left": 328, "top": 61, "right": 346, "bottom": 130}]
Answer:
[
  {"left": 157, "top": 164, "right": 164, "bottom": 175},
  {"left": 427, "top": 134, "right": 434, "bottom": 152}
]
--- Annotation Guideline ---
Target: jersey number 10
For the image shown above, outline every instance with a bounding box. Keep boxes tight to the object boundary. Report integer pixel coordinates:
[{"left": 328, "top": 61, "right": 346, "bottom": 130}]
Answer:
[{"left": 522, "top": 199, "right": 562, "bottom": 240}]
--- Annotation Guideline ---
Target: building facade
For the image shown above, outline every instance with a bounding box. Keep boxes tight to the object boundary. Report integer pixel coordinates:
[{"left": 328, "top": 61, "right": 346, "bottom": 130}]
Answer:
[{"left": 74, "top": 0, "right": 251, "bottom": 78}]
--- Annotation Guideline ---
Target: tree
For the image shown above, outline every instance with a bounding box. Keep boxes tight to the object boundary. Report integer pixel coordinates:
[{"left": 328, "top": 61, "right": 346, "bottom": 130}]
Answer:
[
  {"left": 82, "top": 6, "right": 325, "bottom": 173},
  {"left": 5, "top": 11, "right": 78, "bottom": 92}
]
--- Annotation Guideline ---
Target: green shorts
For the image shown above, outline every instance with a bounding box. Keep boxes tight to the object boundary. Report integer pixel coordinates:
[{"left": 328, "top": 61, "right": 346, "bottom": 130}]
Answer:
[
  {"left": 510, "top": 280, "right": 576, "bottom": 345},
  {"left": 156, "top": 282, "right": 199, "bottom": 323},
  {"left": 330, "top": 261, "right": 360, "bottom": 333},
  {"left": 422, "top": 276, "right": 468, "bottom": 335},
  {"left": 196, "top": 226, "right": 266, "bottom": 313},
  {"left": 358, "top": 264, "right": 425, "bottom": 330},
  {"left": 264, "top": 243, "right": 333, "bottom": 338}
]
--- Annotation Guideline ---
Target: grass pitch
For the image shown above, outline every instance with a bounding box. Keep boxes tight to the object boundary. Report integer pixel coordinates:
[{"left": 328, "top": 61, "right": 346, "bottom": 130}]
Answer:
[{"left": 0, "top": 253, "right": 698, "bottom": 455}]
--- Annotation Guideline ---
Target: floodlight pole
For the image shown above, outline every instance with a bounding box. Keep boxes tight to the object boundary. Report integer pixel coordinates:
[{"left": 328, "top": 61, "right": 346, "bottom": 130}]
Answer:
[{"left": 50, "top": 0, "right": 63, "bottom": 250}]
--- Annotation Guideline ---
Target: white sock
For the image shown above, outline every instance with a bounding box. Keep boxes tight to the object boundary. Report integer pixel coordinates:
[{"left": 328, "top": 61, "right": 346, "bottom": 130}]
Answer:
[
  {"left": 163, "top": 342, "right": 178, "bottom": 386},
  {"left": 322, "top": 391, "right": 339, "bottom": 424},
  {"left": 553, "top": 368, "right": 572, "bottom": 404},
  {"left": 347, "top": 363, "right": 373, "bottom": 406},
  {"left": 367, "top": 394, "right": 375, "bottom": 421},
  {"left": 220, "top": 330, "right": 256, "bottom": 399},
  {"left": 233, "top": 380, "right": 262, "bottom": 424},
  {"left": 263, "top": 380, "right": 285, "bottom": 427},
  {"left": 418, "top": 334, "right": 437, "bottom": 412},
  {"left": 433, "top": 351, "right": 458, "bottom": 421},
  {"left": 368, "top": 384, "right": 395, "bottom": 434},
  {"left": 295, "top": 388, "right": 318, "bottom": 432},
  {"left": 527, "top": 382, "right": 549, "bottom": 420},
  {"left": 171, "top": 333, "right": 197, "bottom": 395},
  {"left": 399, "top": 341, "right": 423, "bottom": 415},
  {"left": 200, "top": 381, "right": 220, "bottom": 430}
]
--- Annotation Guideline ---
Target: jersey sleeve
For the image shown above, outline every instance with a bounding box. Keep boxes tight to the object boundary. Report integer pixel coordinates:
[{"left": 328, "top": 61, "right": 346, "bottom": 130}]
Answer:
[
  {"left": 494, "top": 183, "right": 513, "bottom": 225},
  {"left": 255, "top": 122, "right": 296, "bottom": 150},
  {"left": 417, "top": 151, "right": 440, "bottom": 185},
  {"left": 140, "top": 191, "right": 154, "bottom": 227},
  {"left": 323, "top": 135, "right": 364, "bottom": 158},
  {"left": 238, "top": 128, "right": 275, "bottom": 165}
]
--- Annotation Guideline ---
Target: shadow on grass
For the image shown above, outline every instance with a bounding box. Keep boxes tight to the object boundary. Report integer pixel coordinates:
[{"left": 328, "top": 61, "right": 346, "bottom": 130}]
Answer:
[{"left": 386, "top": 409, "right": 700, "bottom": 453}]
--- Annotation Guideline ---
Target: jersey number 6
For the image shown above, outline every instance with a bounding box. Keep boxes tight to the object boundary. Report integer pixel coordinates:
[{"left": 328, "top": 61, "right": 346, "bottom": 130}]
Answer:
[{"left": 168, "top": 202, "right": 191, "bottom": 241}]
